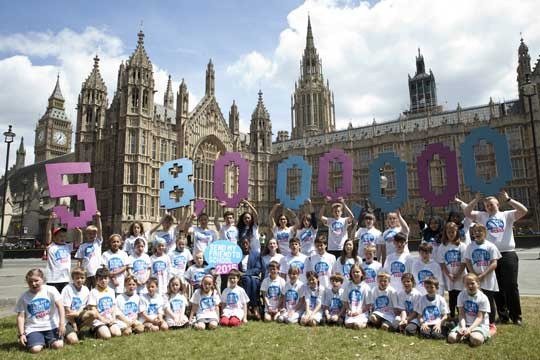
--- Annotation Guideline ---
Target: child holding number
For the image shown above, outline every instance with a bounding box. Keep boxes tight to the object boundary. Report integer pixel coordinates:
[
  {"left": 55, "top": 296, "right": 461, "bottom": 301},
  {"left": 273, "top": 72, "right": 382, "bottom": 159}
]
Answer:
[{"left": 319, "top": 197, "right": 354, "bottom": 257}]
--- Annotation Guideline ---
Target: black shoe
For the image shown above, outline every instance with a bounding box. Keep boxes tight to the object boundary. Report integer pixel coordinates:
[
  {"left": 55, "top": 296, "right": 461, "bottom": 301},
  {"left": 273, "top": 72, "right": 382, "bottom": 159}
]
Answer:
[{"left": 497, "top": 318, "right": 510, "bottom": 325}]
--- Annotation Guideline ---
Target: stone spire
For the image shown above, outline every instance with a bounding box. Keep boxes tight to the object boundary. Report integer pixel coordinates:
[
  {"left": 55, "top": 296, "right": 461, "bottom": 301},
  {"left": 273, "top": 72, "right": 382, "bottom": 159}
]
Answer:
[
  {"left": 15, "top": 137, "right": 25, "bottom": 170},
  {"left": 250, "top": 90, "right": 272, "bottom": 153},
  {"left": 164, "top": 75, "right": 174, "bottom": 109},
  {"left": 229, "top": 100, "right": 239, "bottom": 136},
  {"left": 47, "top": 74, "right": 65, "bottom": 110},
  {"left": 205, "top": 59, "right": 215, "bottom": 96}
]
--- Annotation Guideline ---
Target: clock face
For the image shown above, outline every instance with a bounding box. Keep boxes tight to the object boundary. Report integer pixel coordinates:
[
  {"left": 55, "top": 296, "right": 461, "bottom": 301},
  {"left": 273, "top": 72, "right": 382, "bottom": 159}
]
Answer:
[
  {"left": 37, "top": 129, "right": 45, "bottom": 143},
  {"left": 53, "top": 130, "right": 67, "bottom": 146}
]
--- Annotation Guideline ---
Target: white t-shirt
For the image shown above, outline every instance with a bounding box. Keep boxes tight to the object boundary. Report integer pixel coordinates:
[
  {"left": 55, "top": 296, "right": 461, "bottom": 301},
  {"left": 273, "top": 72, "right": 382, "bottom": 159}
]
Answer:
[
  {"left": 370, "top": 285, "right": 399, "bottom": 322},
  {"left": 139, "top": 292, "right": 164, "bottom": 321},
  {"left": 123, "top": 235, "right": 148, "bottom": 256},
  {"left": 190, "top": 289, "right": 220, "bottom": 320},
  {"left": 280, "top": 253, "right": 308, "bottom": 282},
  {"left": 297, "top": 227, "right": 317, "bottom": 256},
  {"left": 333, "top": 257, "right": 360, "bottom": 285},
  {"left": 75, "top": 237, "right": 103, "bottom": 277},
  {"left": 323, "top": 287, "right": 344, "bottom": 316},
  {"left": 88, "top": 287, "right": 116, "bottom": 322},
  {"left": 362, "top": 260, "right": 382, "bottom": 289},
  {"left": 459, "top": 218, "right": 473, "bottom": 246},
  {"left": 409, "top": 258, "right": 443, "bottom": 295},
  {"left": 355, "top": 227, "right": 382, "bottom": 256},
  {"left": 184, "top": 265, "right": 207, "bottom": 287},
  {"left": 415, "top": 294, "right": 449, "bottom": 325},
  {"left": 129, "top": 253, "right": 151, "bottom": 288},
  {"left": 47, "top": 242, "right": 73, "bottom": 283},
  {"left": 273, "top": 226, "right": 295, "bottom": 257},
  {"left": 302, "top": 285, "right": 323, "bottom": 312},
  {"left": 327, "top": 217, "right": 349, "bottom": 251},
  {"left": 150, "top": 254, "right": 171, "bottom": 295},
  {"left": 219, "top": 224, "right": 239, "bottom": 244},
  {"left": 377, "top": 227, "right": 409, "bottom": 256},
  {"left": 464, "top": 241, "right": 502, "bottom": 291},
  {"left": 437, "top": 242, "right": 467, "bottom": 291},
  {"left": 101, "top": 249, "right": 130, "bottom": 293},
  {"left": 15, "top": 285, "right": 61, "bottom": 333},
  {"left": 191, "top": 226, "right": 217, "bottom": 255},
  {"left": 397, "top": 288, "right": 422, "bottom": 322},
  {"left": 164, "top": 293, "right": 188, "bottom": 321},
  {"left": 262, "top": 253, "right": 284, "bottom": 279},
  {"left": 474, "top": 210, "right": 517, "bottom": 252},
  {"left": 116, "top": 292, "right": 141, "bottom": 322},
  {"left": 383, "top": 252, "right": 412, "bottom": 293},
  {"left": 283, "top": 280, "right": 304, "bottom": 311},
  {"left": 61, "top": 283, "right": 90, "bottom": 315},
  {"left": 221, "top": 286, "right": 250, "bottom": 319},
  {"left": 457, "top": 290, "right": 490, "bottom": 331},
  {"left": 153, "top": 227, "right": 177, "bottom": 253},
  {"left": 169, "top": 248, "right": 193, "bottom": 278},
  {"left": 260, "top": 276, "right": 286, "bottom": 312},
  {"left": 341, "top": 281, "right": 370, "bottom": 313},
  {"left": 305, "top": 252, "right": 336, "bottom": 288}
]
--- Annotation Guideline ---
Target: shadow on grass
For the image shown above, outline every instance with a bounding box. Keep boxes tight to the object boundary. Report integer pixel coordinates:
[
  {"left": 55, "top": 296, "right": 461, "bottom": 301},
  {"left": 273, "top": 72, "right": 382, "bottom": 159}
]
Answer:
[{"left": 0, "top": 341, "right": 21, "bottom": 352}]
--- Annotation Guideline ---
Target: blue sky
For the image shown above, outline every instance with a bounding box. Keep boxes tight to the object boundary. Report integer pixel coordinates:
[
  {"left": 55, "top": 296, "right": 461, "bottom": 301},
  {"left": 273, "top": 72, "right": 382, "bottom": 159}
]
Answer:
[{"left": 0, "top": 0, "right": 539, "bottom": 170}]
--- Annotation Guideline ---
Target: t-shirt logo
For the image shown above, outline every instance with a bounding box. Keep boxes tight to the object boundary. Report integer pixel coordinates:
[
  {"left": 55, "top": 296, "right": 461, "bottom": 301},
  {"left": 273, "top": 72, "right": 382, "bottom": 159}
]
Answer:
[
  {"left": 124, "top": 301, "right": 139, "bottom": 318},
  {"left": 404, "top": 299, "right": 413, "bottom": 313},
  {"left": 300, "top": 230, "right": 313, "bottom": 243},
  {"left": 330, "top": 297, "right": 343, "bottom": 314},
  {"left": 172, "top": 255, "right": 187, "bottom": 270},
  {"left": 349, "top": 289, "right": 363, "bottom": 306},
  {"left": 267, "top": 285, "right": 281, "bottom": 299},
  {"left": 200, "top": 296, "right": 216, "bottom": 310},
  {"left": 290, "top": 261, "right": 305, "bottom": 273},
  {"left": 464, "top": 300, "right": 479, "bottom": 317},
  {"left": 384, "top": 230, "right": 397, "bottom": 243},
  {"left": 423, "top": 305, "right": 441, "bottom": 321},
  {"left": 364, "top": 267, "right": 377, "bottom": 283},
  {"left": 486, "top": 218, "right": 505, "bottom": 234},
  {"left": 390, "top": 261, "right": 406, "bottom": 277},
  {"left": 193, "top": 271, "right": 205, "bottom": 284},
  {"left": 444, "top": 250, "right": 461, "bottom": 266},
  {"left": 27, "top": 298, "right": 51, "bottom": 318},
  {"left": 71, "top": 297, "right": 83, "bottom": 311},
  {"left": 226, "top": 292, "right": 240, "bottom": 307},
  {"left": 375, "top": 295, "right": 390, "bottom": 311},
  {"left": 276, "top": 231, "right": 289, "bottom": 241},
  {"left": 152, "top": 260, "right": 167, "bottom": 275},
  {"left": 84, "top": 245, "right": 95, "bottom": 259},
  {"left": 226, "top": 228, "right": 238, "bottom": 242},
  {"left": 285, "top": 289, "right": 299, "bottom": 305},
  {"left": 132, "top": 259, "right": 147, "bottom": 275},
  {"left": 472, "top": 249, "right": 490, "bottom": 267},
  {"left": 170, "top": 299, "right": 184, "bottom": 312},
  {"left": 162, "top": 233, "right": 172, "bottom": 245},
  {"left": 309, "top": 294, "right": 318, "bottom": 310},
  {"left": 331, "top": 221, "right": 344, "bottom": 235},
  {"left": 147, "top": 303, "right": 159, "bottom": 315},
  {"left": 314, "top": 262, "right": 330, "bottom": 276},
  {"left": 418, "top": 270, "right": 434, "bottom": 284},
  {"left": 361, "top": 233, "right": 375, "bottom": 245},
  {"left": 97, "top": 296, "right": 113, "bottom": 315},
  {"left": 54, "top": 247, "right": 70, "bottom": 263},
  {"left": 108, "top": 257, "right": 123, "bottom": 271}
]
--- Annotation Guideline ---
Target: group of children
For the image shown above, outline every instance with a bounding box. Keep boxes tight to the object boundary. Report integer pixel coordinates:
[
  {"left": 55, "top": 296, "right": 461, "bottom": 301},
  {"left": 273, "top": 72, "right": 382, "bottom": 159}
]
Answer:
[{"left": 16, "top": 198, "right": 504, "bottom": 352}]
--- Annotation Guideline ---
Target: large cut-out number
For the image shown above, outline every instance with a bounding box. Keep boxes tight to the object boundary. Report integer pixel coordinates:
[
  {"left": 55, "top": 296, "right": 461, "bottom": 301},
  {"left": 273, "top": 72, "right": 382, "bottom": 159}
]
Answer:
[
  {"left": 317, "top": 149, "right": 353, "bottom": 201},
  {"left": 276, "top": 156, "right": 312, "bottom": 210},
  {"left": 213, "top": 152, "right": 249, "bottom": 208},
  {"left": 369, "top": 152, "right": 408, "bottom": 213},
  {"left": 45, "top": 162, "right": 97, "bottom": 228},
  {"left": 460, "top": 126, "right": 512, "bottom": 194},
  {"left": 417, "top": 143, "right": 459, "bottom": 206},
  {"left": 159, "top": 158, "right": 195, "bottom": 209}
]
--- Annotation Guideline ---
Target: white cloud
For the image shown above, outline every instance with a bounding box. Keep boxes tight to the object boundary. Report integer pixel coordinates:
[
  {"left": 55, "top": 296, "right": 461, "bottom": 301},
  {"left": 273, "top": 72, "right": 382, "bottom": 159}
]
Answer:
[
  {"left": 226, "top": 0, "right": 540, "bottom": 131},
  {"left": 226, "top": 51, "right": 278, "bottom": 88}
]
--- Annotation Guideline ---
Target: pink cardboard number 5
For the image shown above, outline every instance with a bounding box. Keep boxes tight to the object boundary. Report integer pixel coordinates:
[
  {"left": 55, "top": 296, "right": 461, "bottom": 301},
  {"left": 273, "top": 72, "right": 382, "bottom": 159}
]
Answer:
[{"left": 45, "top": 162, "right": 97, "bottom": 228}]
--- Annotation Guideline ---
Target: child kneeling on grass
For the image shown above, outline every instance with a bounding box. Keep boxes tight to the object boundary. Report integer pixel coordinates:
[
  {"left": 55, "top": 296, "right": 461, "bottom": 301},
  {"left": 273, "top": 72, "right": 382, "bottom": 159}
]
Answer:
[
  {"left": 16, "top": 269, "right": 65, "bottom": 353},
  {"left": 220, "top": 269, "right": 250, "bottom": 326},
  {"left": 116, "top": 275, "right": 145, "bottom": 335},
  {"left": 62, "top": 267, "right": 94, "bottom": 344},
  {"left": 189, "top": 274, "right": 221, "bottom": 330},
  {"left": 87, "top": 267, "right": 121, "bottom": 339},
  {"left": 261, "top": 261, "right": 286, "bottom": 322},
  {"left": 415, "top": 276, "right": 449, "bottom": 340},
  {"left": 448, "top": 273, "right": 491, "bottom": 347},
  {"left": 140, "top": 277, "right": 168, "bottom": 332},
  {"left": 368, "top": 271, "right": 400, "bottom": 331},
  {"left": 300, "top": 271, "right": 323, "bottom": 327}
]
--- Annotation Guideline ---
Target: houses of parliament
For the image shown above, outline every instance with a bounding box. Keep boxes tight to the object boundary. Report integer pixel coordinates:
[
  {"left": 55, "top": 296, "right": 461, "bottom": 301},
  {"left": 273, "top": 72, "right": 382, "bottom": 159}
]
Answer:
[{"left": 3, "top": 18, "right": 540, "bottom": 240}]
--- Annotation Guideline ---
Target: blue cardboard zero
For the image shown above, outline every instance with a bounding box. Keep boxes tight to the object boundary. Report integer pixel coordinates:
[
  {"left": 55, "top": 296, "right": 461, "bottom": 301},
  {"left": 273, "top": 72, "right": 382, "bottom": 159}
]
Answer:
[
  {"left": 204, "top": 240, "right": 243, "bottom": 268},
  {"left": 159, "top": 158, "right": 195, "bottom": 209},
  {"left": 276, "top": 155, "right": 312, "bottom": 210},
  {"left": 368, "top": 152, "right": 408, "bottom": 213},
  {"left": 460, "top": 126, "right": 512, "bottom": 195},
  {"left": 351, "top": 202, "right": 363, "bottom": 220}
]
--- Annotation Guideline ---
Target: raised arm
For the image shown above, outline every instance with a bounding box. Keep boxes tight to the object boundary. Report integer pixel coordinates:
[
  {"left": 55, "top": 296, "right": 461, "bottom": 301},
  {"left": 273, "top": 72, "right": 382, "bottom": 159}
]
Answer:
[
  {"left": 397, "top": 209, "right": 409, "bottom": 236},
  {"left": 285, "top": 208, "right": 299, "bottom": 227},
  {"left": 45, "top": 212, "right": 56, "bottom": 245},
  {"left": 319, "top": 197, "right": 329, "bottom": 223},
  {"left": 242, "top": 199, "right": 259, "bottom": 223},
  {"left": 417, "top": 205, "right": 426, "bottom": 230},
  {"left": 463, "top": 193, "right": 482, "bottom": 220},
  {"left": 500, "top": 191, "right": 528, "bottom": 220},
  {"left": 95, "top": 210, "right": 103, "bottom": 240},
  {"left": 339, "top": 197, "right": 354, "bottom": 222},
  {"left": 269, "top": 203, "right": 280, "bottom": 228}
]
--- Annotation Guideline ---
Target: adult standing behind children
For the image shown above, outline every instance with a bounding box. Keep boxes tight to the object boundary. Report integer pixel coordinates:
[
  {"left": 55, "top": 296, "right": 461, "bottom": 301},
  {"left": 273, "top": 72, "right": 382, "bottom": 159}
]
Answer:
[{"left": 464, "top": 191, "right": 527, "bottom": 325}]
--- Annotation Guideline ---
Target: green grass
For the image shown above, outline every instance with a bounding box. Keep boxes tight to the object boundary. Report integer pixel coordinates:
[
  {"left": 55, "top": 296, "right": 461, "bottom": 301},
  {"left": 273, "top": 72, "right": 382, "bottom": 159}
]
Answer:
[{"left": 1, "top": 297, "right": 539, "bottom": 359}]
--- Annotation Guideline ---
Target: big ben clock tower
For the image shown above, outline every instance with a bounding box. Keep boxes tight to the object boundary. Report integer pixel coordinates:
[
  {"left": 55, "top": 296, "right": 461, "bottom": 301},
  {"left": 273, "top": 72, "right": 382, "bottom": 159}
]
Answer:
[{"left": 34, "top": 75, "right": 73, "bottom": 163}]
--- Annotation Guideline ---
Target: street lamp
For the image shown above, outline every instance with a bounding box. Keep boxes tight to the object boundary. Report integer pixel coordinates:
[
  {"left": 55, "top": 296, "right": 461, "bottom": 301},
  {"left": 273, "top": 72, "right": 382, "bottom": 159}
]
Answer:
[
  {"left": 522, "top": 79, "right": 540, "bottom": 229},
  {"left": 379, "top": 168, "right": 388, "bottom": 231},
  {"left": 1, "top": 125, "right": 16, "bottom": 245},
  {"left": 19, "top": 177, "right": 28, "bottom": 241}
]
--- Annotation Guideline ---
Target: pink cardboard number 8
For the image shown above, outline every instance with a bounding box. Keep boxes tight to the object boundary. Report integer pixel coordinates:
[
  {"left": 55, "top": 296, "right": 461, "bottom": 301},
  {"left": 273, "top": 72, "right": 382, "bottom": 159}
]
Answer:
[{"left": 45, "top": 162, "right": 97, "bottom": 228}]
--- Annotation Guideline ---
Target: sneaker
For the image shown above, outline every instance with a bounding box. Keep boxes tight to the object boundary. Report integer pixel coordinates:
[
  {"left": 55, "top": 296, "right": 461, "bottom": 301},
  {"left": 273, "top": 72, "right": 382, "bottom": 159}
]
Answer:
[
  {"left": 381, "top": 323, "right": 390, "bottom": 331},
  {"left": 513, "top": 319, "right": 523, "bottom": 326},
  {"left": 489, "top": 323, "right": 497, "bottom": 336}
]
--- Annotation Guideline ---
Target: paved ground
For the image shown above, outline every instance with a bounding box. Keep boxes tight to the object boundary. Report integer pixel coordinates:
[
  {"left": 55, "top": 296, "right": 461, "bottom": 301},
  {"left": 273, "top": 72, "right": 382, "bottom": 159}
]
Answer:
[{"left": 0, "top": 249, "right": 538, "bottom": 317}]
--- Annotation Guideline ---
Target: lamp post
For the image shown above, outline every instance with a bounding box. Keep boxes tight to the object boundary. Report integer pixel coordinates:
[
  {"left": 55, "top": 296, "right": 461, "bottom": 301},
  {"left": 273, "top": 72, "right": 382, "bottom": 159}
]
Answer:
[
  {"left": 379, "top": 168, "right": 388, "bottom": 231},
  {"left": 1, "top": 125, "right": 16, "bottom": 245},
  {"left": 19, "top": 177, "right": 28, "bottom": 241},
  {"left": 522, "top": 80, "right": 540, "bottom": 229}
]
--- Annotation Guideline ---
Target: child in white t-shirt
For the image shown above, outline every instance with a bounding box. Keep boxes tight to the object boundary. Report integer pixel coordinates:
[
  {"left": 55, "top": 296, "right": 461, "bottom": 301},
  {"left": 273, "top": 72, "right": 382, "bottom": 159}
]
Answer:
[
  {"left": 115, "top": 275, "right": 144, "bottom": 335},
  {"left": 382, "top": 233, "right": 412, "bottom": 293},
  {"left": 409, "top": 242, "right": 443, "bottom": 295},
  {"left": 123, "top": 221, "right": 148, "bottom": 256},
  {"left": 305, "top": 235, "right": 336, "bottom": 289},
  {"left": 139, "top": 278, "right": 168, "bottom": 332},
  {"left": 448, "top": 274, "right": 491, "bottom": 346},
  {"left": 319, "top": 197, "right": 354, "bottom": 256},
  {"left": 342, "top": 264, "right": 371, "bottom": 329},
  {"left": 61, "top": 267, "right": 92, "bottom": 345},
  {"left": 269, "top": 203, "right": 297, "bottom": 256},
  {"left": 300, "top": 271, "right": 324, "bottom": 326},
  {"left": 75, "top": 211, "right": 103, "bottom": 289},
  {"left": 164, "top": 276, "right": 188, "bottom": 328},
  {"left": 87, "top": 268, "right": 121, "bottom": 339},
  {"left": 101, "top": 234, "right": 130, "bottom": 295},
  {"left": 376, "top": 210, "right": 409, "bottom": 264},
  {"left": 216, "top": 209, "right": 240, "bottom": 244},
  {"left": 261, "top": 261, "right": 286, "bottom": 322},
  {"left": 368, "top": 271, "right": 399, "bottom": 331},
  {"left": 322, "top": 273, "right": 345, "bottom": 325},
  {"left": 280, "top": 238, "right": 307, "bottom": 282},
  {"left": 149, "top": 214, "right": 178, "bottom": 253},
  {"left": 278, "top": 266, "right": 304, "bottom": 324},
  {"left": 333, "top": 239, "right": 362, "bottom": 286},
  {"left": 415, "top": 276, "right": 449, "bottom": 340},
  {"left": 150, "top": 237, "right": 171, "bottom": 295},
  {"left": 184, "top": 252, "right": 207, "bottom": 289},
  {"left": 128, "top": 238, "right": 151, "bottom": 294},
  {"left": 397, "top": 273, "right": 422, "bottom": 336},
  {"left": 361, "top": 245, "right": 381, "bottom": 289},
  {"left": 219, "top": 270, "right": 250, "bottom": 327},
  {"left": 355, "top": 213, "right": 382, "bottom": 258},
  {"left": 15, "top": 269, "right": 65, "bottom": 353},
  {"left": 169, "top": 235, "right": 193, "bottom": 280},
  {"left": 295, "top": 199, "right": 318, "bottom": 256},
  {"left": 189, "top": 274, "right": 221, "bottom": 330}
]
